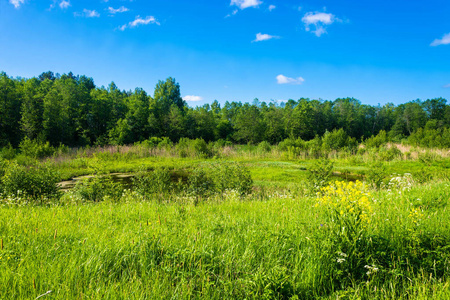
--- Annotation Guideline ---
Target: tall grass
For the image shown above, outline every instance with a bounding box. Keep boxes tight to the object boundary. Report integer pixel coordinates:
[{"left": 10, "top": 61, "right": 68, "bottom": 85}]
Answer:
[{"left": 1, "top": 178, "right": 449, "bottom": 299}]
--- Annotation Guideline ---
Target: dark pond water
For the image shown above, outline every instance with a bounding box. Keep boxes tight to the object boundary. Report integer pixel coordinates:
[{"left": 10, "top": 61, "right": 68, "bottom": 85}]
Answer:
[{"left": 57, "top": 170, "right": 190, "bottom": 191}]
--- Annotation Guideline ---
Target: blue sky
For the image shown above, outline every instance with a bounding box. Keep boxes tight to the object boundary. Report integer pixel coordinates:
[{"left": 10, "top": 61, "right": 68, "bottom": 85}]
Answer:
[{"left": 1, "top": 0, "right": 449, "bottom": 106}]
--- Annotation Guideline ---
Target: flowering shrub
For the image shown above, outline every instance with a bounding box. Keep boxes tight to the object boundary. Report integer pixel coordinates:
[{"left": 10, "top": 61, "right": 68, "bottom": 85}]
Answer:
[
  {"left": 316, "top": 180, "right": 373, "bottom": 228},
  {"left": 315, "top": 180, "right": 376, "bottom": 285}
]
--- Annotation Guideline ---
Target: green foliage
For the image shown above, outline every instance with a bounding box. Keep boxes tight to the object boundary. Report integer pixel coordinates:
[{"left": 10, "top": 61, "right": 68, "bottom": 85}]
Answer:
[
  {"left": 1, "top": 162, "right": 60, "bottom": 200},
  {"left": 378, "top": 145, "right": 402, "bottom": 161},
  {"left": 365, "top": 130, "right": 388, "bottom": 148},
  {"left": 108, "top": 118, "right": 132, "bottom": 145},
  {"left": 366, "top": 162, "right": 387, "bottom": 189},
  {"left": 175, "top": 138, "right": 190, "bottom": 158},
  {"left": 18, "top": 137, "right": 56, "bottom": 159},
  {"left": 192, "top": 138, "right": 211, "bottom": 158},
  {"left": 188, "top": 163, "right": 253, "bottom": 198},
  {"left": 257, "top": 141, "right": 271, "bottom": 153},
  {"left": 0, "top": 143, "right": 16, "bottom": 160},
  {"left": 132, "top": 167, "right": 173, "bottom": 199},
  {"left": 233, "top": 103, "right": 265, "bottom": 144},
  {"left": 322, "top": 128, "right": 358, "bottom": 153},
  {"left": 209, "top": 163, "right": 253, "bottom": 196},
  {"left": 71, "top": 175, "right": 123, "bottom": 202},
  {"left": 306, "top": 136, "right": 322, "bottom": 158},
  {"left": 157, "top": 137, "right": 173, "bottom": 150},
  {"left": 307, "top": 158, "right": 334, "bottom": 190},
  {"left": 0, "top": 71, "right": 449, "bottom": 152},
  {"left": 176, "top": 138, "right": 212, "bottom": 158},
  {"left": 277, "top": 138, "right": 305, "bottom": 152},
  {"left": 408, "top": 126, "right": 450, "bottom": 148},
  {"left": 0, "top": 158, "right": 6, "bottom": 188},
  {"left": 2, "top": 177, "right": 450, "bottom": 299},
  {"left": 278, "top": 138, "right": 307, "bottom": 159},
  {"left": 187, "top": 168, "right": 215, "bottom": 199},
  {"left": 134, "top": 137, "right": 163, "bottom": 148}
]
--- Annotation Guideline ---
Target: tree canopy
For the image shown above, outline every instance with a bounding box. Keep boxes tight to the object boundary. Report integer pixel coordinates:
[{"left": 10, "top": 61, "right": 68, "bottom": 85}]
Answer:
[{"left": 0, "top": 71, "right": 449, "bottom": 148}]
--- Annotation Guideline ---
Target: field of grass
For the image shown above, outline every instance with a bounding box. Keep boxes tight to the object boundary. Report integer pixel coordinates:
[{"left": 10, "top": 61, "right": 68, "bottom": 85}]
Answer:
[{"left": 1, "top": 146, "right": 450, "bottom": 299}]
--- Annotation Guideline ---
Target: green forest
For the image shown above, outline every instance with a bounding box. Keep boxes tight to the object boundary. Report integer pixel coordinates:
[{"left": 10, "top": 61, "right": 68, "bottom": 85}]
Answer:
[{"left": 1, "top": 71, "right": 449, "bottom": 150}]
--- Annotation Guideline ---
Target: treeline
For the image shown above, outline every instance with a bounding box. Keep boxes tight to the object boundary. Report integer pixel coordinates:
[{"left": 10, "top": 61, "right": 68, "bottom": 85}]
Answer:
[{"left": 1, "top": 71, "right": 449, "bottom": 149}]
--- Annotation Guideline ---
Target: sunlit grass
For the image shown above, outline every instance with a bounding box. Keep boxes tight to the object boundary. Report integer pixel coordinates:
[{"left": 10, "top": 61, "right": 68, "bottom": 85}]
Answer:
[{"left": 1, "top": 177, "right": 450, "bottom": 299}]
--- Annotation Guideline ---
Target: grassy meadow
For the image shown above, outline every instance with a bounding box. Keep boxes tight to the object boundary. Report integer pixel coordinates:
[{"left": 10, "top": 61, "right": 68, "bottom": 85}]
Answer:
[{"left": 1, "top": 144, "right": 450, "bottom": 299}]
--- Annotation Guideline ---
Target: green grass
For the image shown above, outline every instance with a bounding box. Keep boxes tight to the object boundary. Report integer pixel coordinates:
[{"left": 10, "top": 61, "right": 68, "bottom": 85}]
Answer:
[
  {"left": 1, "top": 178, "right": 450, "bottom": 299},
  {"left": 2, "top": 146, "right": 450, "bottom": 299}
]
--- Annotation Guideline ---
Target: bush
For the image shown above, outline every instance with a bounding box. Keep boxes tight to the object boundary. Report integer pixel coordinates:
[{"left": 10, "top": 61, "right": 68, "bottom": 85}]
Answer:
[
  {"left": 257, "top": 141, "right": 272, "bottom": 153},
  {"left": 192, "top": 138, "right": 212, "bottom": 158},
  {"left": 0, "top": 143, "right": 16, "bottom": 160},
  {"left": 364, "top": 130, "right": 388, "bottom": 149},
  {"left": 176, "top": 138, "right": 212, "bottom": 158},
  {"left": 157, "top": 137, "right": 173, "bottom": 150},
  {"left": 365, "top": 162, "right": 386, "bottom": 189},
  {"left": 176, "top": 138, "right": 190, "bottom": 158},
  {"left": 132, "top": 167, "right": 173, "bottom": 199},
  {"left": 1, "top": 162, "right": 60, "bottom": 200},
  {"left": 19, "top": 137, "right": 56, "bottom": 159},
  {"left": 307, "top": 158, "right": 334, "bottom": 190},
  {"left": 278, "top": 138, "right": 306, "bottom": 159},
  {"left": 315, "top": 181, "right": 374, "bottom": 286},
  {"left": 378, "top": 145, "right": 402, "bottom": 161},
  {"left": 209, "top": 163, "right": 253, "bottom": 196},
  {"left": 186, "top": 163, "right": 253, "bottom": 198},
  {"left": 135, "top": 137, "right": 163, "bottom": 148},
  {"left": 322, "top": 128, "right": 349, "bottom": 151},
  {"left": 71, "top": 175, "right": 123, "bottom": 202},
  {"left": 306, "top": 136, "right": 322, "bottom": 158},
  {"left": 0, "top": 158, "right": 6, "bottom": 188},
  {"left": 187, "top": 168, "right": 215, "bottom": 199}
]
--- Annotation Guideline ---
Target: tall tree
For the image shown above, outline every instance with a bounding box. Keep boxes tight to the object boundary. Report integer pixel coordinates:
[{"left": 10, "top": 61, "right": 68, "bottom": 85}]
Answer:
[
  {"left": 20, "top": 78, "right": 45, "bottom": 141},
  {"left": 0, "top": 72, "right": 22, "bottom": 146},
  {"left": 233, "top": 103, "right": 265, "bottom": 144},
  {"left": 150, "top": 77, "right": 186, "bottom": 137}
]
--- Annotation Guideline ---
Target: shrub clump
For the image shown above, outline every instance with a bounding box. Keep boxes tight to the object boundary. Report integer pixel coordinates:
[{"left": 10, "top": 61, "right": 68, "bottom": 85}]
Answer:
[
  {"left": 365, "top": 162, "right": 386, "bottom": 189},
  {"left": 1, "top": 162, "right": 60, "bottom": 201},
  {"left": 186, "top": 163, "right": 253, "bottom": 200},
  {"left": 316, "top": 180, "right": 373, "bottom": 226},
  {"left": 315, "top": 180, "right": 375, "bottom": 286},
  {"left": 208, "top": 163, "right": 253, "bottom": 196},
  {"left": 307, "top": 158, "right": 334, "bottom": 191},
  {"left": 132, "top": 167, "right": 173, "bottom": 199},
  {"left": 71, "top": 175, "right": 124, "bottom": 202}
]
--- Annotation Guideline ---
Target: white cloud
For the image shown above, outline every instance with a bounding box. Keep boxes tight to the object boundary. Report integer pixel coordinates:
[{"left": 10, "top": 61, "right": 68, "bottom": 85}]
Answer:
[
  {"left": 431, "top": 33, "right": 450, "bottom": 46},
  {"left": 444, "top": 84, "right": 450, "bottom": 88},
  {"left": 108, "top": 6, "right": 129, "bottom": 14},
  {"left": 268, "top": 5, "right": 276, "bottom": 11},
  {"left": 231, "top": 0, "right": 262, "bottom": 10},
  {"left": 59, "top": 0, "right": 70, "bottom": 9},
  {"left": 253, "top": 33, "right": 279, "bottom": 42},
  {"left": 84, "top": 9, "right": 100, "bottom": 17},
  {"left": 276, "top": 74, "right": 305, "bottom": 85},
  {"left": 302, "top": 11, "right": 339, "bottom": 37},
  {"left": 183, "top": 95, "right": 203, "bottom": 102},
  {"left": 9, "top": 0, "right": 25, "bottom": 9},
  {"left": 75, "top": 9, "right": 100, "bottom": 17},
  {"left": 225, "top": 9, "right": 239, "bottom": 18},
  {"left": 119, "top": 16, "right": 160, "bottom": 31}
]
